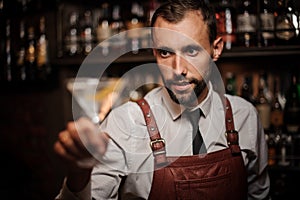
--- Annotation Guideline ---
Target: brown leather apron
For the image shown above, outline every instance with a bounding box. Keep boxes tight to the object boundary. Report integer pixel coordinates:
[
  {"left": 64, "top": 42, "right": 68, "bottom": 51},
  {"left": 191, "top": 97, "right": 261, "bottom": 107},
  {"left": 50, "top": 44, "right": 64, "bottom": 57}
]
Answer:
[{"left": 136, "top": 98, "right": 247, "bottom": 200}]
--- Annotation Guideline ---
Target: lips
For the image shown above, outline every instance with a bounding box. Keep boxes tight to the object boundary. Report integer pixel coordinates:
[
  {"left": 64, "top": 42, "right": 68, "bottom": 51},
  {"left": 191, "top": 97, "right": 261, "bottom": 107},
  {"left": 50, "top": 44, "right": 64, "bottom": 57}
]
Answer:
[{"left": 172, "top": 81, "right": 192, "bottom": 92}]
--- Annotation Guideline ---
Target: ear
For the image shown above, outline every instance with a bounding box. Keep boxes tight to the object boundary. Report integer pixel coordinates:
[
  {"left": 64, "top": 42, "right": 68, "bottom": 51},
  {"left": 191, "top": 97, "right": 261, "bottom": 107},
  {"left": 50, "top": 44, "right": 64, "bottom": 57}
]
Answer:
[{"left": 212, "top": 37, "right": 224, "bottom": 62}]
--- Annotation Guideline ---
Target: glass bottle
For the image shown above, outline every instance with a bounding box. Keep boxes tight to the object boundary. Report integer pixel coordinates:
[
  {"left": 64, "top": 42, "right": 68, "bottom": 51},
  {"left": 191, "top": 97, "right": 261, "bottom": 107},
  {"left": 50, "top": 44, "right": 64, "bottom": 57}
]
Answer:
[
  {"left": 274, "top": 0, "right": 298, "bottom": 45},
  {"left": 236, "top": 0, "right": 258, "bottom": 47},
  {"left": 255, "top": 74, "right": 271, "bottom": 131},
  {"left": 270, "top": 78, "right": 284, "bottom": 131},
  {"left": 126, "top": 1, "right": 145, "bottom": 54},
  {"left": 36, "top": 16, "right": 50, "bottom": 81},
  {"left": 284, "top": 73, "right": 300, "bottom": 134},
  {"left": 64, "top": 11, "right": 81, "bottom": 56},
  {"left": 266, "top": 133, "right": 277, "bottom": 166},
  {"left": 260, "top": 0, "right": 276, "bottom": 47},
  {"left": 278, "top": 133, "right": 292, "bottom": 166},
  {"left": 25, "top": 26, "right": 37, "bottom": 81},
  {"left": 96, "top": 3, "right": 112, "bottom": 56},
  {"left": 81, "top": 10, "right": 94, "bottom": 56},
  {"left": 16, "top": 20, "right": 26, "bottom": 81},
  {"left": 215, "top": 0, "right": 237, "bottom": 50},
  {"left": 241, "top": 75, "right": 255, "bottom": 104},
  {"left": 110, "top": 4, "right": 125, "bottom": 36},
  {"left": 225, "top": 72, "right": 236, "bottom": 95},
  {"left": 3, "top": 19, "right": 12, "bottom": 82},
  {"left": 109, "top": 4, "right": 126, "bottom": 51},
  {"left": 147, "top": 0, "right": 160, "bottom": 27},
  {"left": 286, "top": 0, "right": 299, "bottom": 39},
  {"left": 97, "top": 3, "right": 112, "bottom": 42}
]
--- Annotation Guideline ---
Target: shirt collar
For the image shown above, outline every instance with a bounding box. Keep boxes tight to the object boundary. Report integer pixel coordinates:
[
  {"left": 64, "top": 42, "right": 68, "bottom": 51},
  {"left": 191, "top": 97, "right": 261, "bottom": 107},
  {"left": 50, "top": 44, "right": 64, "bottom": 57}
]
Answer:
[{"left": 162, "top": 82, "right": 213, "bottom": 120}]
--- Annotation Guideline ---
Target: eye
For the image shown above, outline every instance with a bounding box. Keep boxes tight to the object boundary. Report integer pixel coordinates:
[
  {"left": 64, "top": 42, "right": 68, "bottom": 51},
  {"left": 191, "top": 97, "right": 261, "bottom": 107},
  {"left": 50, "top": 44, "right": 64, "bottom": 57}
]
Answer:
[
  {"left": 185, "top": 47, "right": 199, "bottom": 57},
  {"left": 158, "top": 49, "right": 172, "bottom": 58}
]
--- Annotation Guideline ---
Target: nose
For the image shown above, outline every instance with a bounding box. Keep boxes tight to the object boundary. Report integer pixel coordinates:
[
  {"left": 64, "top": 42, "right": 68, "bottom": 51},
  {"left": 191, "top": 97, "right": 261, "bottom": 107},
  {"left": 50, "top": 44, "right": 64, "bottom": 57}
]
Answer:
[{"left": 173, "top": 53, "right": 187, "bottom": 76}]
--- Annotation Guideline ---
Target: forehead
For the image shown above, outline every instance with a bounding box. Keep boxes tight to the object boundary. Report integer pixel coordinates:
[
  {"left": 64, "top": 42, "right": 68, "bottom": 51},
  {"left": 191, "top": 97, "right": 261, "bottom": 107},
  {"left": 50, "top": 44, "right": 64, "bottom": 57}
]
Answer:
[{"left": 152, "top": 11, "right": 210, "bottom": 50}]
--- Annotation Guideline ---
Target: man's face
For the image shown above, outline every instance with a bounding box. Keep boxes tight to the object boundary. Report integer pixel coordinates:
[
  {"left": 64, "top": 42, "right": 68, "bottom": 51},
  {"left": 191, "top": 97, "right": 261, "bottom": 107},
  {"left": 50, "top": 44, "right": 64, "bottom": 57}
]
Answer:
[{"left": 152, "top": 11, "right": 215, "bottom": 107}]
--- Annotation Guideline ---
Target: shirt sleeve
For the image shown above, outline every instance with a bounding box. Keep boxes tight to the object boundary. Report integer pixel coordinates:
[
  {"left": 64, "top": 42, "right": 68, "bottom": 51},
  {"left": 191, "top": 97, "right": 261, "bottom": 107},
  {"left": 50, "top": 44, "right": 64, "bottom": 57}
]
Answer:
[
  {"left": 235, "top": 98, "right": 270, "bottom": 200},
  {"left": 246, "top": 113, "right": 270, "bottom": 200}
]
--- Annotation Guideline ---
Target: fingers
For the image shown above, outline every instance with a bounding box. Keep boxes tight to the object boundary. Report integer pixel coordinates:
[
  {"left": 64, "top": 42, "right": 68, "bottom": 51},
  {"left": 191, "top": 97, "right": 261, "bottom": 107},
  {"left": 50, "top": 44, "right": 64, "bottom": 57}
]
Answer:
[
  {"left": 66, "top": 121, "right": 87, "bottom": 151},
  {"left": 53, "top": 140, "right": 77, "bottom": 162},
  {"left": 53, "top": 117, "right": 109, "bottom": 169},
  {"left": 74, "top": 118, "right": 109, "bottom": 156},
  {"left": 58, "top": 130, "right": 87, "bottom": 158}
]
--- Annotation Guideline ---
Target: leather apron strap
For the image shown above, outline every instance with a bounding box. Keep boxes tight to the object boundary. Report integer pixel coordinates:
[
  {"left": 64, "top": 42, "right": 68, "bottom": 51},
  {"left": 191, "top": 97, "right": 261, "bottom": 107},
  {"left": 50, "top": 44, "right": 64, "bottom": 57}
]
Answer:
[
  {"left": 136, "top": 98, "right": 168, "bottom": 168},
  {"left": 224, "top": 97, "right": 241, "bottom": 154}
]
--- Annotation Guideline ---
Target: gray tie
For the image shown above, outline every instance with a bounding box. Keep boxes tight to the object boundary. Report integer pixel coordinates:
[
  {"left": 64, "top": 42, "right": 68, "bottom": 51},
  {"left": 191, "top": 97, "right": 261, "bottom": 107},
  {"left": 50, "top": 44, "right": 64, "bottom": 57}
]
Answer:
[{"left": 186, "top": 109, "right": 206, "bottom": 154}]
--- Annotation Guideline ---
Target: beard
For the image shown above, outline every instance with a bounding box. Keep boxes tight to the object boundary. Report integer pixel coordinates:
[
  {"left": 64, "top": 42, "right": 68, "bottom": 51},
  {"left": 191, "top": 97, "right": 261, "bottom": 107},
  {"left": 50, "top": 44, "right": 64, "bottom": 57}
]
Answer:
[{"left": 164, "top": 74, "right": 207, "bottom": 107}]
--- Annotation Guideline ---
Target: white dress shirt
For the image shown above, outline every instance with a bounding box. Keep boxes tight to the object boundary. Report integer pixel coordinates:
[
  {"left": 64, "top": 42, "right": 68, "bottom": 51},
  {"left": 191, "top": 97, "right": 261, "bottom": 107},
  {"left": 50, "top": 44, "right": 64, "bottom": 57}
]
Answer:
[{"left": 56, "top": 82, "right": 270, "bottom": 200}]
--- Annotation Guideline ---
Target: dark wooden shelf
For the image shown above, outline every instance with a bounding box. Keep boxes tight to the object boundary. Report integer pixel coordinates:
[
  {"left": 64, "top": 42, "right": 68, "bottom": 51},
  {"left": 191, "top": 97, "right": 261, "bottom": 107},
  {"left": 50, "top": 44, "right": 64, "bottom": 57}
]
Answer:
[
  {"left": 52, "top": 50, "right": 156, "bottom": 66},
  {"left": 52, "top": 46, "right": 300, "bottom": 67},
  {"left": 222, "top": 45, "right": 300, "bottom": 58}
]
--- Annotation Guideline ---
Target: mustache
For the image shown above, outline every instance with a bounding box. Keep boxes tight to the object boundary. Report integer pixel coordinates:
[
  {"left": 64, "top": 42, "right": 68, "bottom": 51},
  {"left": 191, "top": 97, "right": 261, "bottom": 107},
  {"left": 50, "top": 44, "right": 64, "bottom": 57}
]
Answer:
[{"left": 166, "top": 74, "right": 197, "bottom": 86}]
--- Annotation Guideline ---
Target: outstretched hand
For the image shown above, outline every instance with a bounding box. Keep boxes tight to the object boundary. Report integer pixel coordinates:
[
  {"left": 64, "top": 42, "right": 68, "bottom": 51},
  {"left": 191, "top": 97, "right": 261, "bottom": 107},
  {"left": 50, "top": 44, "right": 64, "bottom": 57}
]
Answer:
[{"left": 54, "top": 117, "right": 109, "bottom": 170}]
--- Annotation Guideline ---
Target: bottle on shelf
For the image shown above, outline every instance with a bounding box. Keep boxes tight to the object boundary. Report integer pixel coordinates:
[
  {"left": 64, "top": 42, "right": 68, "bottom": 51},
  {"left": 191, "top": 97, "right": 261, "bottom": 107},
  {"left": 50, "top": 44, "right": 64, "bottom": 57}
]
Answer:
[
  {"left": 284, "top": 73, "right": 300, "bottom": 134},
  {"left": 2, "top": 19, "right": 13, "bottom": 82},
  {"left": 277, "top": 133, "right": 292, "bottom": 166},
  {"left": 274, "top": 0, "right": 298, "bottom": 45},
  {"left": 147, "top": 0, "right": 160, "bottom": 27},
  {"left": 64, "top": 11, "right": 81, "bottom": 56},
  {"left": 109, "top": 4, "right": 127, "bottom": 51},
  {"left": 286, "top": 0, "right": 300, "bottom": 40},
  {"left": 270, "top": 78, "right": 284, "bottom": 132},
  {"left": 110, "top": 4, "right": 125, "bottom": 36},
  {"left": 36, "top": 16, "right": 51, "bottom": 81},
  {"left": 255, "top": 73, "right": 272, "bottom": 131},
  {"left": 260, "top": 0, "right": 276, "bottom": 47},
  {"left": 126, "top": 1, "right": 146, "bottom": 54},
  {"left": 241, "top": 75, "right": 255, "bottom": 104},
  {"left": 236, "top": 0, "right": 258, "bottom": 47},
  {"left": 266, "top": 132, "right": 278, "bottom": 166},
  {"left": 225, "top": 72, "right": 236, "bottom": 95},
  {"left": 25, "top": 26, "right": 37, "bottom": 81},
  {"left": 97, "top": 3, "right": 112, "bottom": 42},
  {"left": 215, "top": 0, "right": 237, "bottom": 50},
  {"left": 269, "top": 78, "right": 288, "bottom": 166},
  {"left": 143, "top": 0, "right": 160, "bottom": 50},
  {"left": 81, "top": 10, "right": 94, "bottom": 56},
  {"left": 96, "top": 3, "right": 112, "bottom": 56},
  {"left": 15, "top": 19, "right": 27, "bottom": 81}
]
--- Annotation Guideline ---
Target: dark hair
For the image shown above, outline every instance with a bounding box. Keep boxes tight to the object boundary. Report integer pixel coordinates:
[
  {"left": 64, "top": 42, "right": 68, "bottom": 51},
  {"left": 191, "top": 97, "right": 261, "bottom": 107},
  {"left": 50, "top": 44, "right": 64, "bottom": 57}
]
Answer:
[{"left": 150, "top": 0, "right": 217, "bottom": 44}]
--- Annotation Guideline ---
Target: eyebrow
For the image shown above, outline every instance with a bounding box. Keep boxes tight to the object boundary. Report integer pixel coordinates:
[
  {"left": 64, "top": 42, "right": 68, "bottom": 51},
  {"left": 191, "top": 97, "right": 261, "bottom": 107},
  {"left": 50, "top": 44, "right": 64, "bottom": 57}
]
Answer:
[
  {"left": 155, "top": 44, "right": 203, "bottom": 53},
  {"left": 182, "top": 44, "right": 202, "bottom": 52},
  {"left": 155, "top": 46, "right": 175, "bottom": 53}
]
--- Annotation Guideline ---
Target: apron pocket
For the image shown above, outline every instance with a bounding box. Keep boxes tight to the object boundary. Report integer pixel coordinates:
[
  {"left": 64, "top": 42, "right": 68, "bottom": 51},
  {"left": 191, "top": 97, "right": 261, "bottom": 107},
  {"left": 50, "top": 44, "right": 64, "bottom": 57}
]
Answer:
[{"left": 174, "top": 172, "right": 232, "bottom": 200}]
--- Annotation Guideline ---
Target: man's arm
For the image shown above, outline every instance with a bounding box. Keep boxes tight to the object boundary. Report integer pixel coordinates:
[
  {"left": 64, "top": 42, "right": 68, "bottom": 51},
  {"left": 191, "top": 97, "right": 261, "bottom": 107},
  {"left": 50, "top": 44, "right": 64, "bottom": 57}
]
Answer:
[
  {"left": 53, "top": 117, "right": 109, "bottom": 199},
  {"left": 246, "top": 107, "right": 270, "bottom": 199}
]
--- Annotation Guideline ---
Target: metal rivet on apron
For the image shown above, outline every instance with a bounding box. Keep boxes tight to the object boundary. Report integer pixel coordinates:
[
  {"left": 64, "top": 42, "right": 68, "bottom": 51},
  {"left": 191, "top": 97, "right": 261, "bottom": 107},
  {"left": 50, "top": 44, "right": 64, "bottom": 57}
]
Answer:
[
  {"left": 141, "top": 102, "right": 145, "bottom": 105},
  {"left": 147, "top": 113, "right": 151, "bottom": 118},
  {"left": 226, "top": 106, "right": 229, "bottom": 110},
  {"left": 150, "top": 127, "right": 155, "bottom": 131},
  {"left": 227, "top": 119, "right": 232, "bottom": 123}
]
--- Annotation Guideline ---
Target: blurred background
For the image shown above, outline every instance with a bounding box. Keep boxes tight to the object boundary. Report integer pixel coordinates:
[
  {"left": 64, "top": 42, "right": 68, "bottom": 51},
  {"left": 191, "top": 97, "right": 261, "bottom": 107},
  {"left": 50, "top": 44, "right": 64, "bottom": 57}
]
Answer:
[{"left": 0, "top": 0, "right": 300, "bottom": 199}]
